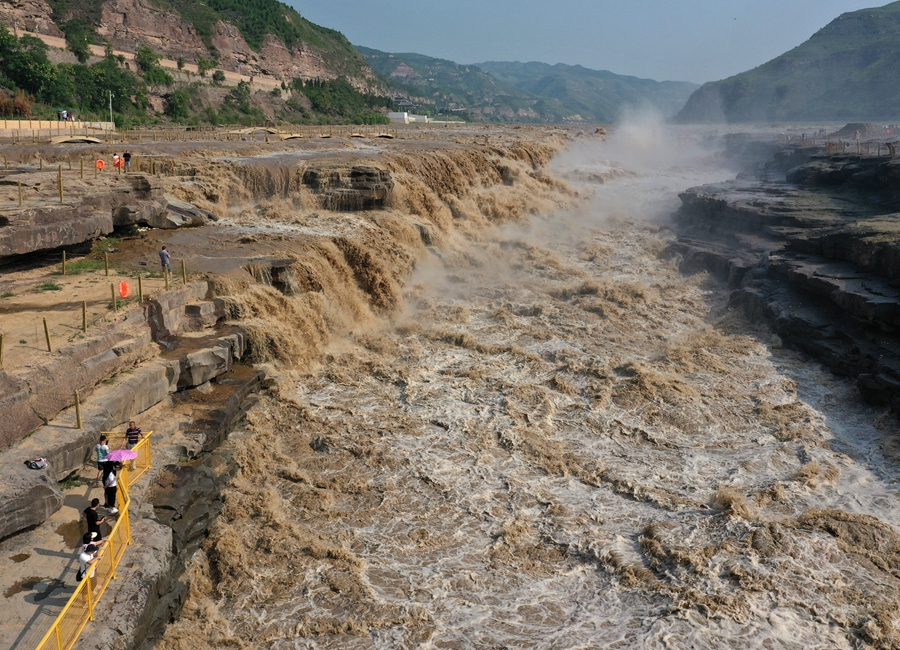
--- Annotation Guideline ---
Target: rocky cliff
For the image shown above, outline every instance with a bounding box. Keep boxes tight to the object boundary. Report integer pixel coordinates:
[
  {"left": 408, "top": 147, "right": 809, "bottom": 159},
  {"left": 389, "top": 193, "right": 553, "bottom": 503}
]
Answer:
[
  {"left": 0, "top": 0, "right": 62, "bottom": 37},
  {"left": 670, "top": 142, "right": 900, "bottom": 409},
  {"left": 3, "top": 0, "right": 376, "bottom": 89}
]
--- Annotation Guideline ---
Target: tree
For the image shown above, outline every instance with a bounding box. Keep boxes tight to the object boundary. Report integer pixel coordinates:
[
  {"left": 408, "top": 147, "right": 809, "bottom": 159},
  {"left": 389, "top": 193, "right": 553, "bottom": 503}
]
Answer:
[
  {"left": 61, "top": 20, "right": 92, "bottom": 64},
  {"left": 145, "top": 67, "right": 174, "bottom": 87},
  {"left": 212, "top": 69, "right": 225, "bottom": 85},
  {"left": 197, "top": 58, "right": 216, "bottom": 77},
  {"left": 135, "top": 46, "right": 161, "bottom": 73},
  {"left": 165, "top": 88, "right": 191, "bottom": 119}
]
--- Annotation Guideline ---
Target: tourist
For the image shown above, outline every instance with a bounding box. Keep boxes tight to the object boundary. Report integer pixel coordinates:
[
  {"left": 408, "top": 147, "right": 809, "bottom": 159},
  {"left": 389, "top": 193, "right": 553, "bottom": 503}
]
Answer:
[
  {"left": 102, "top": 463, "right": 119, "bottom": 515},
  {"left": 113, "top": 154, "right": 121, "bottom": 171},
  {"left": 78, "top": 544, "right": 99, "bottom": 581},
  {"left": 81, "top": 531, "right": 107, "bottom": 553},
  {"left": 95, "top": 434, "right": 110, "bottom": 483},
  {"left": 159, "top": 246, "right": 172, "bottom": 274},
  {"left": 84, "top": 499, "right": 106, "bottom": 541},
  {"left": 123, "top": 150, "right": 132, "bottom": 171},
  {"left": 125, "top": 420, "right": 143, "bottom": 450}
]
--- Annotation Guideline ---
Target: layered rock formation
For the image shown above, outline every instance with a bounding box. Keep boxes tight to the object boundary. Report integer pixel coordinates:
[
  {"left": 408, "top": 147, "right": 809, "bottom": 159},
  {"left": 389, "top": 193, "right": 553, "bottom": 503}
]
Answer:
[
  {"left": 671, "top": 145, "right": 900, "bottom": 409},
  {"left": 96, "top": 0, "right": 373, "bottom": 87},
  {"left": 0, "top": 0, "right": 62, "bottom": 37}
]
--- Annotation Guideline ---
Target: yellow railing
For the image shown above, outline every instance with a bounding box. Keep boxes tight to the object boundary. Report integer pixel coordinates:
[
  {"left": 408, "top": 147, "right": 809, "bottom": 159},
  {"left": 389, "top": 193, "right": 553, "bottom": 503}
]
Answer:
[
  {"left": 103, "top": 431, "right": 154, "bottom": 487},
  {"left": 33, "top": 433, "right": 152, "bottom": 650}
]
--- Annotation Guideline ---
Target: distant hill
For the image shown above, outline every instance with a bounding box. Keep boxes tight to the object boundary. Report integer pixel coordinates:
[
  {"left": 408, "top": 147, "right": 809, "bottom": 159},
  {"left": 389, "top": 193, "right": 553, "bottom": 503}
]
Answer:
[
  {"left": 357, "top": 47, "right": 554, "bottom": 122},
  {"left": 477, "top": 61, "right": 699, "bottom": 121},
  {"left": 676, "top": 1, "right": 900, "bottom": 122},
  {"left": 359, "top": 47, "right": 698, "bottom": 123}
]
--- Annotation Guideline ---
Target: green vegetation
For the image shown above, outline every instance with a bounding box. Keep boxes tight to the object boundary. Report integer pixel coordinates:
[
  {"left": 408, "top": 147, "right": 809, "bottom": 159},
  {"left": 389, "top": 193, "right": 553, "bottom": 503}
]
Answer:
[
  {"left": 33, "top": 282, "right": 62, "bottom": 292},
  {"left": 56, "top": 258, "right": 107, "bottom": 275},
  {"left": 135, "top": 46, "right": 173, "bottom": 88},
  {"left": 0, "top": 291, "right": 14, "bottom": 298},
  {"left": 0, "top": 25, "right": 151, "bottom": 121},
  {"left": 676, "top": 1, "right": 900, "bottom": 122},
  {"left": 292, "top": 78, "right": 392, "bottom": 124}
]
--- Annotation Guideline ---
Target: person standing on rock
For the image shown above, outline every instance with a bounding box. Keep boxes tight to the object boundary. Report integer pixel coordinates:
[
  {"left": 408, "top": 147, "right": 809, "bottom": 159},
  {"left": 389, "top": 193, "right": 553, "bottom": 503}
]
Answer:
[
  {"left": 84, "top": 499, "right": 106, "bottom": 541},
  {"left": 123, "top": 150, "right": 132, "bottom": 171},
  {"left": 159, "top": 245, "right": 172, "bottom": 275},
  {"left": 125, "top": 421, "right": 143, "bottom": 450},
  {"left": 102, "top": 463, "right": 119, "bottom": 515},
  {"left": 95, "top": 435, "right": 110, "bottom": 483}
]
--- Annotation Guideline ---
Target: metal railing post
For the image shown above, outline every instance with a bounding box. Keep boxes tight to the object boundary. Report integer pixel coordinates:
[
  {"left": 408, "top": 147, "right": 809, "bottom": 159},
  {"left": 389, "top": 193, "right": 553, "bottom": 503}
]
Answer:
[{"left": 85, "top": 576, "right": 95, "bottom": 621}]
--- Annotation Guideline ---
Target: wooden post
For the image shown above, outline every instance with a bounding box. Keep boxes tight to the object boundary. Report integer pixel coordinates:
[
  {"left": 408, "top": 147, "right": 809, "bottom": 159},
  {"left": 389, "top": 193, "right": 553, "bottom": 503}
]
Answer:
[
  {"left": 43, "top": 317, "right": 52, "bottom": 352},
  {"left": 58, "top": 165, "right": 64, "bottom": 203},
  {"left": 68, "top": 157, "right": 72, "bottom": 170},
  {"left": 62, "top": 250, "right": 67, "bottom": 275},
  {"left": 104, "top": 252, "right": 109, "bottom": 276},
  {"left": 138, "top": 274, "right": 143, "bottom": 302},
  {"left": 82, "top": 300, "right": 87, "bottom": 332},
  {"left": 39, "top": 157, "right": 42, "bottom": 170},
  {"left": 111, "top": 283, "right": 117, "bottom": 312},
  {"left": 17, "top": 182, "right": 22, "bottom": 206},
  {"left": 75, "top": 390, "right": 82, "bottom": 429},
  {"left": 80, "top": 157, "right": 84, "bottom": 179},
  {"left": 181, "top": 259, "right": 187, "bottom": 284}
]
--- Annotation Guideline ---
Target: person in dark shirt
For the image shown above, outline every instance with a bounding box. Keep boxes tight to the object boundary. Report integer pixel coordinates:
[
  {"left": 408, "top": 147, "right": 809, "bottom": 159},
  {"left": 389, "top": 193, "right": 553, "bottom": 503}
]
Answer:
[
  {"left": 159, "top": 246, "right": 172, "bottom": 274},
  {"left": 84, "top": 498, "right": 106, "bottom": 541},
  {"left": 123, "top": 150, "right": 131, "bottom": 171},
  {"left": 125, "top": 421, "right": 143, "bottom": 449}
]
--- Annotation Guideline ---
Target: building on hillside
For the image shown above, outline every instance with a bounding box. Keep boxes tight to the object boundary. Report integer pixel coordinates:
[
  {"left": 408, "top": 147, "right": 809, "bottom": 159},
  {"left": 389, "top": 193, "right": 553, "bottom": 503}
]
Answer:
[{"left": 388, "top": 112, "right": 409, "bottom": 124}]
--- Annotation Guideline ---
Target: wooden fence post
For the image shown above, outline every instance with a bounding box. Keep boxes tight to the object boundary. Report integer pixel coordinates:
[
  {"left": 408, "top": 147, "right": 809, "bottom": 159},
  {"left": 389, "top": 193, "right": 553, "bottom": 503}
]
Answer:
[
  {"left": 0, "top": 332, "right": 3, "bottom": 369},
  {"left": 75, "top": 390, "right": 82, "bottom": 429},
  {"left": 58, "top": 165, "right": 64, "bottom": 203},
  {"left": 181, "top": 259, "right": 187, "bottom": 284},
  {"left": 62, "top": 250, "right": 67, "bottom": 275},
  {"left": 43, "top": 317, "right": 52, "bottom": 352},
  {"left": 111, "top": 283, "right": 117, "bottom": 312},
  {"left": 82, "top": 300, "right": 87, "bottom": 332},
  {"left": 81, "top": 157, "right": 84, "bottom": 179}
]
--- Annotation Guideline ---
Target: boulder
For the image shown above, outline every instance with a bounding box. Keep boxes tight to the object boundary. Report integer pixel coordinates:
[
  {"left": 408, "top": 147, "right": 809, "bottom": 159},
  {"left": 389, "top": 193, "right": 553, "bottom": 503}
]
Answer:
[{"left": 0, "top": 460, "right": 64, "bottom": 541}]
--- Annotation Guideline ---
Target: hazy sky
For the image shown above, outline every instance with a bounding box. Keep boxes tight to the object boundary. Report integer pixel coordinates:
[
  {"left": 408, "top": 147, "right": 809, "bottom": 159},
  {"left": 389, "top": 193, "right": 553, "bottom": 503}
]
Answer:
[{"left": 292, "top": 0, "right": 883, "bottom": 84}]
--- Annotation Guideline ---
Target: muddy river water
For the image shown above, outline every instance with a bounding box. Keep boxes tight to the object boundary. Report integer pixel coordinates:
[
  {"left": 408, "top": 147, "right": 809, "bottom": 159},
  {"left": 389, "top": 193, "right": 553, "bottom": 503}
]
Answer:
[{"left": 157, "top": 127, "right": 900, "bottom": 649}]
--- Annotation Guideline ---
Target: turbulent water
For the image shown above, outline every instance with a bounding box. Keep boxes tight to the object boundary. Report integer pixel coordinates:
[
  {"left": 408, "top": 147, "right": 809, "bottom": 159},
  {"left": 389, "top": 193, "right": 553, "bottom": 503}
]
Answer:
[{"left": 157, "top": 125, "right": 900, "bottom": 649}]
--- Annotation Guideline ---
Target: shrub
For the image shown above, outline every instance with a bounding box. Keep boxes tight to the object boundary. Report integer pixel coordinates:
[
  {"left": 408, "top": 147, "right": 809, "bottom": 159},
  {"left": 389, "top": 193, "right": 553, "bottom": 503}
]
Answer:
[{"left": 212, "top": 69, "right": 225, "bottom": 84}]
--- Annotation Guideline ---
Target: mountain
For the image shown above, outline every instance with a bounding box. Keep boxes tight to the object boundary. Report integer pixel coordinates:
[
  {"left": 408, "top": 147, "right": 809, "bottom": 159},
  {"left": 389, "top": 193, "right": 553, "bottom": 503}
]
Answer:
[
  {"left": 357, "top": 47, "right": 555, "bottom": 122},
  {"left": 0, "top": 0, "right": 376, "bottom": 88},
  {"left": 477, "top": 61, "right": 699, "bottom": 121},
  {"left": 676, "top": 1, "right": 900, "bottom": 122}
]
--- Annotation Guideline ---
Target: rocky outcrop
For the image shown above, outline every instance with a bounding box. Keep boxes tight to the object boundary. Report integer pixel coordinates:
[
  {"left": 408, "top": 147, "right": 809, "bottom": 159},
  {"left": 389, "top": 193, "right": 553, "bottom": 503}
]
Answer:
[
  {"left": 0, "top": 173, "right": 170, "bottom": 259},
  {"left": 0, "top": 330, "right": 154, "bottom": 451},
  {"left": 0, "top": 0, "right": 62, "bottom": 37},
  {"left": 672, "top": 143, "right": 900, "bottom": 409},
  {"left": 96, "top": 0, "right": 372, "bottom": 86},
  {"left": 76, "top": 518, "right": 174, "bottom": 650},
  {"left": 0, "top": 461, "right": 63, "bottom": 540},
  {"left": 99, "top": 0, "right": 208, "bottom": 63},
  {"left": 302, "top": 165, "right": 394, "bottom": 211}
]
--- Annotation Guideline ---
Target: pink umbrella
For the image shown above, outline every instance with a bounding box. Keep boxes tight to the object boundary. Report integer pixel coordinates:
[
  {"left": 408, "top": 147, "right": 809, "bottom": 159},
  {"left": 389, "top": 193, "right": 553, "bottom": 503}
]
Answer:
[{"left": 106, "top": 449, "right": 137, "bottom": 462}]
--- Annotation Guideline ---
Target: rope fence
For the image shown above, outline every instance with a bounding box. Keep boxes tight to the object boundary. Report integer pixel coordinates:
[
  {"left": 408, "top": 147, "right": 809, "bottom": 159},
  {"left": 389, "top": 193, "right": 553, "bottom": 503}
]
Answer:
[{"left": 0, "top": 261, "right": 191, "bottom": 375}]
